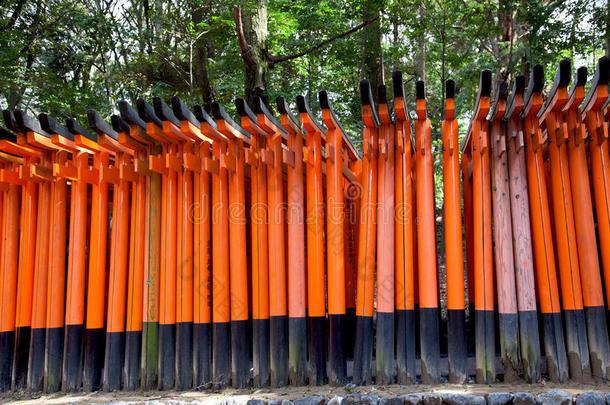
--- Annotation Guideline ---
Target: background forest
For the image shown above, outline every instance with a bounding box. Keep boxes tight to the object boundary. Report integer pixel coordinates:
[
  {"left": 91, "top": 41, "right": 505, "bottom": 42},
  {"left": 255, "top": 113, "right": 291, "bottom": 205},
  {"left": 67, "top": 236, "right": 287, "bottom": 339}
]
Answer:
[{"left": 1, "top": 0, "right": 608, "bottom": 207}]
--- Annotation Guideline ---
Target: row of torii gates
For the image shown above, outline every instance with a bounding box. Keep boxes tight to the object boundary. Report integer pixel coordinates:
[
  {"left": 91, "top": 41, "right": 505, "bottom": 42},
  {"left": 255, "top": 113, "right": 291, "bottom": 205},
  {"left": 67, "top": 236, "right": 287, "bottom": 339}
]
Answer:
[{"left": 0, "top": 57, "right": 610, "bottom": 393}]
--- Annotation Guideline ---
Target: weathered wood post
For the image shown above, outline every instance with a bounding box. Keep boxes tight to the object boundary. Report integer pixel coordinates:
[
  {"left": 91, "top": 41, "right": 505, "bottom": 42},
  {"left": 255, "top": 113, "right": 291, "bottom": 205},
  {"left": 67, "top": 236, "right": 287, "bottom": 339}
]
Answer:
[{"left": 502, "top": 76, "right": 542, "bottom": 383}]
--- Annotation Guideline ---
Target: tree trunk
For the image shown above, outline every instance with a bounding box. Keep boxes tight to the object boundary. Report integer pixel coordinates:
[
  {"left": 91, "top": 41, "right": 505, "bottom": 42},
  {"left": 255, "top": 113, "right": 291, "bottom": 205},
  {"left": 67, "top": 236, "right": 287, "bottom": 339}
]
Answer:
[
  {"left": 361, "top": 0, "right": 384, "bottom": 102},
  {"left": 192, "top": 2, "right": 214, "bottom": 109},
  {"left": 606, "top": 0, "right": 610, "bottom": 57},
  {"left": 235, "top": 0, "right": 270, "bottom": 105},
  {"left": 415, "top": 2, "right": 426, "bottom": 83},
  {"left": 493, "top": 0, "right": 512, "bottom": 95}
]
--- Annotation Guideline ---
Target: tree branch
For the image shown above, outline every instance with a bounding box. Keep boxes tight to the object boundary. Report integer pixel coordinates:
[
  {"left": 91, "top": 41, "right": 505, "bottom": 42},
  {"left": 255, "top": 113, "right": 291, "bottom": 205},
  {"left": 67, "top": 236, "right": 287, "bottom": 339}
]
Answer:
[
  {"left": 233, "top": 7, "right": 258, "bottom": 67},
  {"left": 269, "top": 14, "right": 380, "bottom": 66}
]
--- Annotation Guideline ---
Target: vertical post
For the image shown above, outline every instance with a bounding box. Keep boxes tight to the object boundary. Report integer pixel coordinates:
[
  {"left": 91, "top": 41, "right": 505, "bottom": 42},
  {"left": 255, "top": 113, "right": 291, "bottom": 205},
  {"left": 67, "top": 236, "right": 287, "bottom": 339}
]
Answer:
[
  {"left": 296, "top": 96, "right": 327, "bottom": 385},
  {"left": 99, "top": 115, "right": 142, "bottom": 392},
  {"left": 502, "top": 76, "right": 541, "bottom": 383},
  {"left": 9, "top": 111, "right": 62, "bottom": 392},
  {"left": 238, "top": 101, "right": 271, "bottom": 387},
  {"left": 354, "top": 80, "right": 378, "bottom": 385},
  {"left": 469, "top": 71, "right": 495, "bottom": 384},
  {"left": 319, "top": 91, "right": 347, "bottom": 385},
  {"left": 442, "top": 80, "right": 467, "bottom": 383},
  {"left": 0, "top": 176, "right": 20, "bottom": 391},
  {"left": 521, "top": 65, "right": 569, "bottom": 382},
  {"left": 212, "top": 101, "right": 251, "bottom": 388},
  {"left": 393, "top": 71, "right": 416, "bottom": 384},
  {"left": 539, "top": 60, "right": 592, "bottom": 382},
  {"left": 251, "top": 97, "right": 289, "bottom": 387},
  {"left": 372, "top": 85, "right": 395, "bottom": 385},
  {"left": 136, "top": 98, "right": 171, "bottom": 390},
  {"left": 191, "top": 105, "right": 221, "bottom": 389},
  {"left": 487, "top": 83, "right": 521, "bottom": 382},
  {"left": 572, "top": 59, "right": 610, "bottom": 381},
  {"left": 276, "top": 97, "right": 307, "bottom": 386},
  {"left": 589, "top": 63, "right": 610, "bottom": 325},
  {"left": 0, "top": 125, "right": 31, "bottom": 392},
  {"left": 461, "top": 147, "right": 475, "bottom": 356},
  {"left": 40, "top": 115, "right": 92, "bottom": 392},
  {"left": 137, "top": 99, "right": 187, "bottom": 390},
  {"left": 117, "top": 101, "right": 161, "bottom": 390},
  {"left": 414, "top": 80, "right": 440, "bottom": 384},
  {"left": 85, "top": 110, "right": 135, "bottom": 391},
  {"left": 60, "top": 119, "right": 103, "bottom": 391}
]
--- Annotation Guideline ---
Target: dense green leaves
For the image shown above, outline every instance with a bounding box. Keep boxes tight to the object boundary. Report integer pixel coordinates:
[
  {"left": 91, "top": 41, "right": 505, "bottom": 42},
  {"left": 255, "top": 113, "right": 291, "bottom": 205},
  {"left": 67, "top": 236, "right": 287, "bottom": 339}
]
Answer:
[{"left": 1, "top": 0, "right": 607, "bottom": 207}]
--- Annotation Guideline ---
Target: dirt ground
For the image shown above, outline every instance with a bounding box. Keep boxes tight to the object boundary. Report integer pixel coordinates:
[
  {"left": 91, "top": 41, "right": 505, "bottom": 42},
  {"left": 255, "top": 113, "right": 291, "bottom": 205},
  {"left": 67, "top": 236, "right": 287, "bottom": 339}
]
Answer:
[{"left": 2, "top": 382, "right": 610, "bottom": 405}]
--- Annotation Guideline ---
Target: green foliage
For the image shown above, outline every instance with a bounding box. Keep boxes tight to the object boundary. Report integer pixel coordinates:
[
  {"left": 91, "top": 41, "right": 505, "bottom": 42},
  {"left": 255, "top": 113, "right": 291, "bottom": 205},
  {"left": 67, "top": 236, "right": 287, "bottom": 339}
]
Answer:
[{"left": 1, "top": 0, "right": 607, "bottom": 207}]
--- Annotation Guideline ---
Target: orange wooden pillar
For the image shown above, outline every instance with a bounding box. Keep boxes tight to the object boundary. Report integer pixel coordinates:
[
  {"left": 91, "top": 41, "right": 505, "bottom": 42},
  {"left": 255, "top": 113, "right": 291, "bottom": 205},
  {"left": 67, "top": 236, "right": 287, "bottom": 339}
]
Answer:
[
  {"left": 0, "top": 156, "right": 21, "bottom": 391},
  {"left": 172, "top": 97, "right": 215, "bottom": 390},
  {"left": 371, "top": 85, "right": 395, "bottom": 384},
  {"left": 521, "top": 64, "right": 568, "bottom": 382},
  {"left": 136, "top": 98, "right": 174, "bottom": 389},
  {"left": 276, "top": 97, "right": 307, "bottom": 385},
  {"left": 576, "top": 58, "right": 610, "bottom": 380},
  {"left": 207, "top": 101, "right": 230, "bottom": 389},
  {"left": 502, "top": 76, "right": 541, "bottom": 383},
  {"left": 250, "top": 96, "right": 289, "bottom": 387},
  {"left": 211, "top": 101, "right": 251, "bottom": 388},
  {"left": 59, "top": 118, "right": 107, "bottom": 391},
  {"left": 354, "top": 79, "right": 378, "bottom": 385},
  {"left": 116, "top": 101, "right": 161, "bottom": 390},
  {"left": 488, "top": 83, "right": 521, "bottom": 381},
  {"left": 238, "top": 100, "right": 271, "bottom": 387},
  {"left": 461, "top": 144, "right": 475, "bottom": 356},
  {"left": 344, "top": 164, "right": 360, "bottom": 364},
  {"left": 191, "top": 105, "right": 222, "bottom": 388},
  {"left": 296, "top": 95, "right": 327, "bottom": 385},
  {"left": 97, "top": 115, "right": 139, "bottom": 392},
  {"left": 76, "top": 111, "right": 116, "bottom": 391},
  {"left": 442, "top": 80, "right": 467, "bottom": 383},
  {"left": 414, "top": 80, "right": 440, "bottom": 384},
  {"left": 392, "top": 71, "right": 416, "bottom": 384},
  {"left": 177, "top": 100, "right": 227, "bottom": 390},
  {"left": 318, "top": 91, "right": 348, "bottom": 385},
  {"left": 40, "top": 115, "right": 93, "bottom": 392},
  {"left": 591, "top": 62, "right": 610, "bottom": 318},
  {"left": 0, "top": 158, "right": 21, "bottom": 391},
  {"left": 539, "top": 60, "right": 592, "bottom": 381},
  {"left": 467, "top": 71, "right": 495, "bottom": 383},
  {"left": 85, "top": 110, "right": 136, "bottom": 391},
  {"left": 0, "top": 125, "right": 31, "bottom": 391},
  {"left": 151, "top": 98, "right": 193, "bottom": 390},
  {"left": 7, "top": 111, "right": 61, "bottom": 392},
  {"left": 136, "top": 99, "right": 186, "bottom": 390}
]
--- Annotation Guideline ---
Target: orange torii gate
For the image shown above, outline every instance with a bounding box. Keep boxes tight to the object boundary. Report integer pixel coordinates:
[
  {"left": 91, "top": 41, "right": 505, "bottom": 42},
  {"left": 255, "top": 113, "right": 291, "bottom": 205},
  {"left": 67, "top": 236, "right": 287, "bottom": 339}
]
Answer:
[
  {"left": 538, "top": 60, "right": 592, "bottom": 382},
  {"left": 296, "top": 95, "right": 327, "bottom": 386},
  {"left": 463, "top": 70, "right": 495, "bottom": 384},
  {"left": 354, "top": 79, "right": 378, "bottom": 386},
  {"left": 521, "top": 65, "right": 568, "bottom": 382},
  {"left": 116, "top": 100, "right": 162, "bottom": 390},
  {"left": 38, "top": 115, "right": 93, "bottom": 393},
  {"left": 211, "top": 101, "right": 251, "bottom": 389},
  {"left": 414, "top": 80, "right": 440, "bottom": 384},
  {"left": 0, "top": 127, "right": 23, "bottom": 392},
  {"left": 578, "top": 58, "right": 610, "bottom": 381},
  {"left": 392, "top": 71, "right": 416, "bottom": 385},
  {"left": 442, "top": 79, "right": 467, "bottom": 383},
  {"left": 276, "top": 97, "right": 307, "bottom": 386},
  {"left": 561, "top": 59, "right": 610, "bottom": 381}
]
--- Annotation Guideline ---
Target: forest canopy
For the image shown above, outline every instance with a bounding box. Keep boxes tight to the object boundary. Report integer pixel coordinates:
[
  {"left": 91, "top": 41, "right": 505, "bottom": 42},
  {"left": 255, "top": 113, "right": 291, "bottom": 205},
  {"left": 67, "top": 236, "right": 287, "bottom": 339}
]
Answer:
[{"left": 1, "top": 0, "right": 608, "bottom": 205}]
